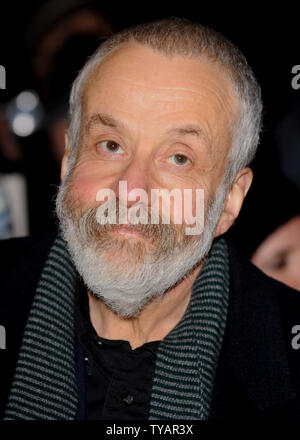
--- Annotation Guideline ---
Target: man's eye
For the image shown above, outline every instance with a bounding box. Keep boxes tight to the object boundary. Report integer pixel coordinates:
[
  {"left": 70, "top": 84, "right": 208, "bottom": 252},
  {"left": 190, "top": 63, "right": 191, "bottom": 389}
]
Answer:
[
  {"left": 97, "top": 140, "right": 123, "bottom": 154},
  {"left": 168, "top": 154, "right": 190, "bottom": 166}
]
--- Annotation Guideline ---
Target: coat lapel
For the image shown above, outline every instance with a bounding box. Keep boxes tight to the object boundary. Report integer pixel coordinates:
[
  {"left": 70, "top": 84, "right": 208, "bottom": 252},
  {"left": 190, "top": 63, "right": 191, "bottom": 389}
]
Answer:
[{"left": 210, "top": 241, "right": 296, "bottom": 418}]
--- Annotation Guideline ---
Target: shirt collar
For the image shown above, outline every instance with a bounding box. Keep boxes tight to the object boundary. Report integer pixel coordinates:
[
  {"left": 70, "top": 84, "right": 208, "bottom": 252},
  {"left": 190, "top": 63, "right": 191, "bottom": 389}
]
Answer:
[{"left": 74, "top": 278, "right": 160, "bottom": 355}]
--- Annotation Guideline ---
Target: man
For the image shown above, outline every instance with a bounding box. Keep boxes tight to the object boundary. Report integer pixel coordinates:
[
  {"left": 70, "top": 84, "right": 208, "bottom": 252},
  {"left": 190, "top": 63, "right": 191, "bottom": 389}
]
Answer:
[{"left": 1, "top": 17, "right": 300, "bottom": 420}]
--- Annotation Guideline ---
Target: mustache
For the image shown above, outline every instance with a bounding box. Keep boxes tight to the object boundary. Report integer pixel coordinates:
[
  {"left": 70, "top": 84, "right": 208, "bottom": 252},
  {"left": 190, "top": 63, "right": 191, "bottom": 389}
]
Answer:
[{"left": 69, "top": 201, "right": 186, "bottom": 252}]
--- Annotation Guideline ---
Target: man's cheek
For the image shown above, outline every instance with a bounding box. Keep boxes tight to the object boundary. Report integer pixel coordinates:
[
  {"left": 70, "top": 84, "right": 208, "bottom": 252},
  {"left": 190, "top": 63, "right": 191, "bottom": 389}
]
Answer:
[
  {"left": 70, "top": 177, "right": 101, "bottom": 205},
  {"left": 69, "top": 164, "right": 109, "bottom": 202}
]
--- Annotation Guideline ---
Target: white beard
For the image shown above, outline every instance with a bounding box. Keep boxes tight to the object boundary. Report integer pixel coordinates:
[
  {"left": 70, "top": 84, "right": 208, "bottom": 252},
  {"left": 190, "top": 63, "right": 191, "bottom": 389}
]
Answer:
[{"left": 56, "top": 182, "right": 227, "bottom": 318}]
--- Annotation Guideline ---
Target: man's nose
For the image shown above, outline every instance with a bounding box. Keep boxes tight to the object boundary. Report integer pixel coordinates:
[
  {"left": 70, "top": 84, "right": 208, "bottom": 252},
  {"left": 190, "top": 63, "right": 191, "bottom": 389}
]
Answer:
[{"left": 114, "top": 157, "right": 151, "bottom": 207}]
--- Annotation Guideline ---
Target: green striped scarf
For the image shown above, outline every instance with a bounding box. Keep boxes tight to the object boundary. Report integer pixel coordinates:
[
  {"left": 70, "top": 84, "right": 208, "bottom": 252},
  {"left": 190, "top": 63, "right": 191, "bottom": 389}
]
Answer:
[{"left": 4, "top": 234, "right": 229, "bottom": 420}]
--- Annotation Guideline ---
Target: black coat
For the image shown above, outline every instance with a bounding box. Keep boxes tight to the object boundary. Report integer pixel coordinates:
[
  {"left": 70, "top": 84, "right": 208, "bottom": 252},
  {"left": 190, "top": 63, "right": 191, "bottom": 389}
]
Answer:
[{"left": 0, "top": 232, "right": 300, "bottom": 419}]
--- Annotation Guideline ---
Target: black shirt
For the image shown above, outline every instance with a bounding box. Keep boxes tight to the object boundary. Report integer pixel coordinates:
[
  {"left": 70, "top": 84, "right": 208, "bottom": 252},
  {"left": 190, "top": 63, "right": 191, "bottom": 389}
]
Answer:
[{"left": 75, "top": 281, "right": 161, "bottom": 420}]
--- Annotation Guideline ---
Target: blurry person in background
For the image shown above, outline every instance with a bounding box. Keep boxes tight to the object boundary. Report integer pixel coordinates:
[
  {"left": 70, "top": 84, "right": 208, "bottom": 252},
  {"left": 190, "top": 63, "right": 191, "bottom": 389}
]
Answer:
[
  {"left": 27, "top": 0, "right": 113, "bottom": 164},
  {"left": 251, "top": 96, "right": 300, "bottom": 291},
  {"left": 252, "top": 215, "right": 300, "bottom": 291},
  {"left": 27, "top": 0, "right": 113, "bottom": 104}
]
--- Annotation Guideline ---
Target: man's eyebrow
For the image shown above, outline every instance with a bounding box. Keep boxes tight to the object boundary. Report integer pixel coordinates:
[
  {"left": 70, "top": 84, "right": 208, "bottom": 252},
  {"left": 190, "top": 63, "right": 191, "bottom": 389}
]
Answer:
[
  {"left": 85, "top": 113, "right": 124, "bottom": 133},
  {"left": 85, "top": 113, "right": 211, "bottom": 152},
  {"left": 167, "top": 125, "right": 207, "bottom": 139},
  {"left": 167, "top": 125, "right": 212, "bottom": 153}
]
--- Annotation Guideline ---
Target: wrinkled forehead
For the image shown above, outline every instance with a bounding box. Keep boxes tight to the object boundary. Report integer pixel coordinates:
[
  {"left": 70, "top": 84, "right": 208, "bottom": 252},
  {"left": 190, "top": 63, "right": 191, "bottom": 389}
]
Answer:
[{"left": 81, "top": 43, "right": 239, "bottom": 144}]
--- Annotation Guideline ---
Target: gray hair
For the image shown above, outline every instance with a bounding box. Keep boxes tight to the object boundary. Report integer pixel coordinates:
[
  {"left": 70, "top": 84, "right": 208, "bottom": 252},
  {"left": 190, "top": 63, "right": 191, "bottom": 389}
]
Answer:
[{"left": 68, "top": 17, "right": 263, "bottom": 188}]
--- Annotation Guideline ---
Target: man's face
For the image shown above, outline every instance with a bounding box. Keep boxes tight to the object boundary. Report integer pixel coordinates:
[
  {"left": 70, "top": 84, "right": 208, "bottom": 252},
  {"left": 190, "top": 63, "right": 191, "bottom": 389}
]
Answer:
[
  {"left": 57, "top": 43, "right": 238, "bottom": 317},
  {"left": 68, "top": 43, "right": 237, "bottom": 221},
  {"left": 251, "top": 215, "right": 300, "bottom": 291}
]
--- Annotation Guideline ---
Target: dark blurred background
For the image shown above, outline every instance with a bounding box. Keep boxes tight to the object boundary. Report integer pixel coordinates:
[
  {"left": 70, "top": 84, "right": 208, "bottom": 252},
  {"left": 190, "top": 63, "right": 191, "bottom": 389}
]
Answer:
[{"left": 0, "top": 0, "right": 299, "bottom": 260}]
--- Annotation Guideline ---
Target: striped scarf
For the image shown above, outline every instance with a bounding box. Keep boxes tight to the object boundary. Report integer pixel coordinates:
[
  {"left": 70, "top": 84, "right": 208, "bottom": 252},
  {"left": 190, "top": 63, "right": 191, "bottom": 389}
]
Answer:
[{"left": 4, "top": 233, "right": 229, "bottom": 420}]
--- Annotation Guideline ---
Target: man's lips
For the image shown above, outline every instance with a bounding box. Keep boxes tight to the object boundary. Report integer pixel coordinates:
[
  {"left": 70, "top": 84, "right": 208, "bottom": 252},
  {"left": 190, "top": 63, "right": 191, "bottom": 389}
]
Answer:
[{"left": 110, "top": 225, "right": 144, "bottom": 237}]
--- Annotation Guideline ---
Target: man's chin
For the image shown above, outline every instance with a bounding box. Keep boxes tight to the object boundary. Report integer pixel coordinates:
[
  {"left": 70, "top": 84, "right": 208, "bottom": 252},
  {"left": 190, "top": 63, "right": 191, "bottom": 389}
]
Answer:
[{"left": 93, "top": 239, "right": 154, "bottom": 269}]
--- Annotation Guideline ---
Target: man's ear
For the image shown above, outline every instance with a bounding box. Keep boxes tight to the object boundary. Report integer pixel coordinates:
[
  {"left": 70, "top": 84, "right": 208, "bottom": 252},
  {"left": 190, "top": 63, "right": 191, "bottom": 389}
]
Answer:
[
  {"left": 214, "top": 167, "right": 253, "bottom": 238},
  {"left": 60, "top": 132, "right": 71, "bottom": 181}
]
